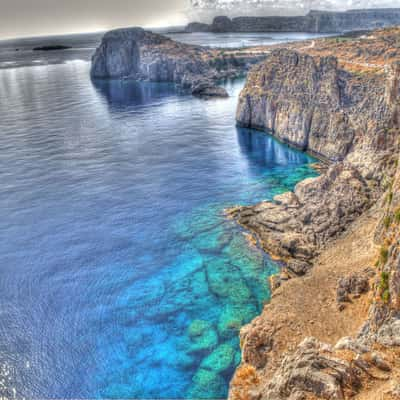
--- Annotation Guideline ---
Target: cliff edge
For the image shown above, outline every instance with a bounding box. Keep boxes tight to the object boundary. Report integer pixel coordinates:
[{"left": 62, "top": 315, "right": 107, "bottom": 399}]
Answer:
[{"left": 228, "top": 28, "right": 400, "bottom": 400}]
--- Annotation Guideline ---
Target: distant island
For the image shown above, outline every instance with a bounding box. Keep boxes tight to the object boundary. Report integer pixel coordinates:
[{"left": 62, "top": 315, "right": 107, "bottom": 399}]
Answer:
[
  {"left": 185, "top": 8, "right": 400, "bottom": 33},
  {"left": 33, "top": 45, "right": 72, "bottom": 51}
]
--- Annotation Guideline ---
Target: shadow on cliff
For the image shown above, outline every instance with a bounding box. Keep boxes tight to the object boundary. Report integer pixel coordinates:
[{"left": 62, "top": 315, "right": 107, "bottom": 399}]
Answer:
[
  {"left": 237, "top": 127, "right": 313, "bottom": 168},
  {"left": 91, "top": 78, "right": 179, "bottom": 111}
]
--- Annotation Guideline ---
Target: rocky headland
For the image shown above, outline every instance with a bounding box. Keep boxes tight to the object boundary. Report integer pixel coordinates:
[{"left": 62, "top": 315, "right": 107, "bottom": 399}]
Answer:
[
  {"left": 186, "top": 9, "right": 400, "bottom": 34},
  {"left": 228, "top": 28, "right": 400, "bottom": 400},
  {"left": 90, "top": 27, "right": 268, "bottom": 97}
]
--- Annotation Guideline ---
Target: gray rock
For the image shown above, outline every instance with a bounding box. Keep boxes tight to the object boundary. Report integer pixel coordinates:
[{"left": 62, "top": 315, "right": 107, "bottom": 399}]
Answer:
[
  {"left": 260, "top": 337, "right": 361, "bottom": 400},
  {"left": 376, "top": 318, "right": 400, "bottom": 347},
  {"left": 336, "top": 273, "right": 370, "bottom": 304},
  {"left": 334, "top": 337, "right": 370, "bottom": 354},
  {"left": 286, "top": 260, "right": 312, "bottom": 276},
  {"left": 236, "top": 49, "right": 399, "bottom": 167},
  {"left": 91, "top": 27, "right": 267, "bottom": 95},
  {"left": 191, "top": 82, "right": 229, "bottom": 98}
]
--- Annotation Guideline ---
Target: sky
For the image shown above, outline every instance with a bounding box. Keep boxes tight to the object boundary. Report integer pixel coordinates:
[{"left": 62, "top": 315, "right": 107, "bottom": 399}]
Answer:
[
  {"left": 0, "top": 0, "right": 399, "bottom": 39},
  {"left": 0, "top": 0, "right": 188, "bottom": 39}
]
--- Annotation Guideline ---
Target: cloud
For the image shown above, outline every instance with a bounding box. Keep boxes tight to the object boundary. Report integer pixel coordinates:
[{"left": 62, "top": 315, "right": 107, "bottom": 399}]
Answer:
[{"left": 187, "top": 0, "right": 400, "bottom": 20}]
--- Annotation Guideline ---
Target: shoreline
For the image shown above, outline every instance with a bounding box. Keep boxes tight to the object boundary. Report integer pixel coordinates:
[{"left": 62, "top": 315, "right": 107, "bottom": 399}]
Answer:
[{"left": 228, "top": 27, "right": 400, "bottom": 400}]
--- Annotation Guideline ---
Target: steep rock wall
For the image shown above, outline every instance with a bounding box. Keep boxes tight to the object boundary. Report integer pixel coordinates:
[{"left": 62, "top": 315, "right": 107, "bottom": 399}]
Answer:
[{"left": 236, "top": 49, "right": 398, "bottom": 165}]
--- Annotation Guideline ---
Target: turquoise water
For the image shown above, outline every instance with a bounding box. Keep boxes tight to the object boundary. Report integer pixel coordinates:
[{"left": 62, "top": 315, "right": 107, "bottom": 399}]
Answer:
[{"left": 0, "top": 60, "right": 318, "bottom": 399}]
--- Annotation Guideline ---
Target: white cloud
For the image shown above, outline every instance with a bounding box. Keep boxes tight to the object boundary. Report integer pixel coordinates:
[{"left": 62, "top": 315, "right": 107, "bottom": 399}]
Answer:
[{"left": 187, "top": 0, "right": 400, "bottom": 21}]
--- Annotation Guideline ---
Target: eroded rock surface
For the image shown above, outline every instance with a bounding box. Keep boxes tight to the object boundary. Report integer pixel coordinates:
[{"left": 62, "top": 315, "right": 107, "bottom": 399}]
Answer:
[
  {"left": 91, "top": 27, "right": 267, "bottom": 97},
  {"left": 237, "top": 48, "right": 399, "bottom": 163},
  {"left": 229, "top": 163, "right": 372, "bottom": 262}
]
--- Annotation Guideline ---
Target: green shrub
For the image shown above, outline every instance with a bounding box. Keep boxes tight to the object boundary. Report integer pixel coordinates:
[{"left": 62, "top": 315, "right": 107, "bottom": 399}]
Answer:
[
  {"left": 380, "top": 271, "right": 390, "bottom": 290},
  {"left": 384, "top": 215, "right": 392, "bottom": 229},
  {"left": 395, "top": 208, "right": 400, "bottom": 223},
  {"left": 387, "top": 191, "right": 393, "bottom": 205},
  {"left": 382, "top": 289, "right": 391, "bottom": 303},
  {"left": 380, "top": 247, "right": 389, "bottom": 265}
]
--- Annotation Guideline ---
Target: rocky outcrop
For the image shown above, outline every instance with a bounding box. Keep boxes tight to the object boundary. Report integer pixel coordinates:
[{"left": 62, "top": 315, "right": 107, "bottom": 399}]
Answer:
[
  {"left": 185, "top": 22, "right": 211, "bottom": 33},
  {"left": 191, "top": 81, "right": 229, "bottom": 98},
  {"left": 336, "top": 271, "right": 371, "bottom": 310},
  {"left": 229, "top": 163, "right": 373, "bottom": 262},
  {"left": 186, "top": 9, "right": 400, "bottom": 34},
  {"left": 91, "top": 27, "right": 267, "bottom": 96}
]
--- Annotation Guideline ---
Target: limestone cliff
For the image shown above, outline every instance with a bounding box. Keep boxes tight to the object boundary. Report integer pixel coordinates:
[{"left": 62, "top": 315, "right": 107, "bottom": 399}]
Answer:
[
  {"left": 236, "top": 49, "right": 398, "bottom": 163},
  {"left": 91, "top": 27, "right": 267, "bottom": 96},
  {"left": 186, "top": 9, "right": 400, "bottom": 34},
  {"left": 228, "top": 29, "right": 400, "bottom": 400},
  {"left": 230, "top": 41, "right": 400, "bottom": 262}
]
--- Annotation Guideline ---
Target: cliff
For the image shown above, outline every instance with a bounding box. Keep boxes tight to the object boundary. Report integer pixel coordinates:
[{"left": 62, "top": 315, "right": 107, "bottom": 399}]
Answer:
[
  {"left": 228, "top": 28, "right": 400, "bottom": 400},
  {"left": 231, "top": 29, "right": 400, "bottom": 262},
  {"left": 185, "top": 8, "right": 400, "bottom": 34},
  {"left": 236, "top": 49, "right": 398, "bottom": 163},
  {"left": 90, "top": 27, "right": 267, "bottom": 97}
]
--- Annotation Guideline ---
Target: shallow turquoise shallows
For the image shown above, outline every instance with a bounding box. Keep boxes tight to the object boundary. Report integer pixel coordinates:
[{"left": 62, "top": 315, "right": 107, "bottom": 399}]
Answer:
[{"left": 0, "top": 60, "right": 318, "bottom": 399}]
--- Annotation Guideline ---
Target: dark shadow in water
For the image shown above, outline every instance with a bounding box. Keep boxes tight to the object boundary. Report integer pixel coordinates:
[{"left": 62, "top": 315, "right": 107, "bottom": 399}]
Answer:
[
  {"left": 92, "top": 78, "right": 180, "bottom": 110},
  {"left": 237, "top": 127, "right": 310, "bottom": 168}
]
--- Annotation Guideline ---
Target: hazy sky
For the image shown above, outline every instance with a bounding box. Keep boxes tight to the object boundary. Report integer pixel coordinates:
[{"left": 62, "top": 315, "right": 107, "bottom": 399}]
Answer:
[
  {"left": 0, "top": 0, "right": 188, "bottom": 39},
  {"left": 1, "top": 0, "right": 399, "bottom": 39}
]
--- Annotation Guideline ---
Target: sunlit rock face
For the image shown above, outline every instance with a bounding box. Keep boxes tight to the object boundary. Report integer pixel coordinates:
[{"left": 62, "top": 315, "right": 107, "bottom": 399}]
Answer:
[{"left": 186, "top": 0, "right": 400, "bottom": 22}]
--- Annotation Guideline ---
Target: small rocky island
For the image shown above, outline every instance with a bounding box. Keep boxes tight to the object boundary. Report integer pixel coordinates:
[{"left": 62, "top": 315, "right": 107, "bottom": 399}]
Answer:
[
  {"left": 33, "top": 45, "right": 72, "bottom": 51},
  {"left": 91, "top": 27, "right": 268, "bottom": 97}
]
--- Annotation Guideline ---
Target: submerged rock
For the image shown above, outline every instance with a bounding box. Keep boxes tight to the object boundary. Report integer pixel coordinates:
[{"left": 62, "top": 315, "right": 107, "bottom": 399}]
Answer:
[
  {"left": 200, "top": 343, "right": 235, "bottom": 373},
  {"left": 189, "top": 368, "right": 226, "bottom": 399},
  {"left": 187, "top": 319, "right": 219, "bottom": 354},
  {"left": 217, "top": 304, "right": 257, "bottom": 340}
]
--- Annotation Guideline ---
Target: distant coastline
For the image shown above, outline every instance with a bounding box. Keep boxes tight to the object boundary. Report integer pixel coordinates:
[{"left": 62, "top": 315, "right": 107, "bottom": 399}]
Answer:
[{"left": 185, "top": 8, "right": 400, "bottom": 34}]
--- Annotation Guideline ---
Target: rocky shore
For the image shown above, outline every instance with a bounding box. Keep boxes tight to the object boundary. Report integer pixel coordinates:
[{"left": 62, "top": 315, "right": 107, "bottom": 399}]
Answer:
[
  {"left": 228, "top": 28, "right": 400, "bottom": 400},
  {"left": 90, "top": 27, "right": 268, "bottom": 97}
]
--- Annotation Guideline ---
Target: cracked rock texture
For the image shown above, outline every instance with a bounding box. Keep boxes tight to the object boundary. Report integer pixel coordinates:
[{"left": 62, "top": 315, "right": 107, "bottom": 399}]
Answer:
[{"left": 91, "top": 27, "right": 266, "bottom": 96}]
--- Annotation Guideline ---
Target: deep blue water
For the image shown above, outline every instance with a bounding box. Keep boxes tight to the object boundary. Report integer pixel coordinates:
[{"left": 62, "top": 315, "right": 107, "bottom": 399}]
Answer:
[{"left": 0, "top": 58, "right": 317, "bottom": 399}]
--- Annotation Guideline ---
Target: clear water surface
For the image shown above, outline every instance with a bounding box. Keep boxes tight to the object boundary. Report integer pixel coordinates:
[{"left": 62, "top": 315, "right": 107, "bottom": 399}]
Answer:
[{"left": 0, "top": 34, "right": 318, "bottom": 399}]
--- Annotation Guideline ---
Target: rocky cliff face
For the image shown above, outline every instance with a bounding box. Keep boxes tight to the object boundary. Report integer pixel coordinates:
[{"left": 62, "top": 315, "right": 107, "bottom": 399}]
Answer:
[
  {"left": 237, "top": 49, "right": 398, "bottom": 163},
  {"left": 185, "top": 9, "right": 400, "bottom": 33},
  {"left": 91, "top": 27, "right": 267, "bottom": 96},
  {"left": 229, "top": 153, "right": 400, "bottom": 400},
  {"left": 228, "top": 30, "right": 400, "bottom": 400},
  {"left": 230, "top": 47, "right": 400, "bottom": 262}
]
